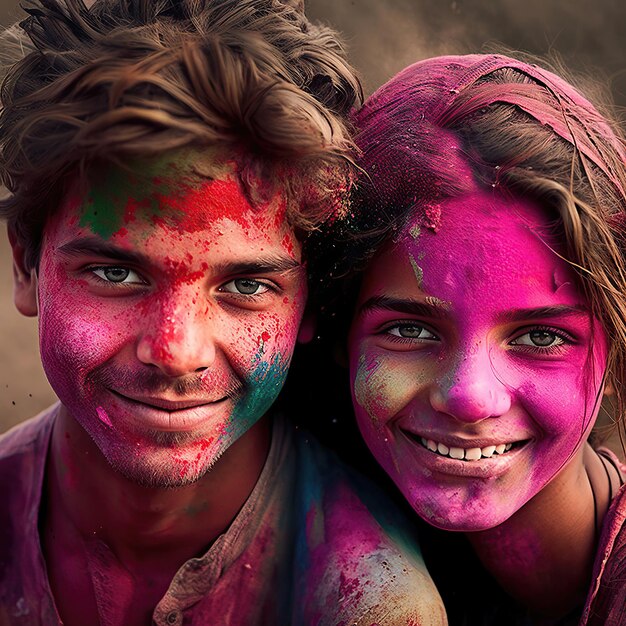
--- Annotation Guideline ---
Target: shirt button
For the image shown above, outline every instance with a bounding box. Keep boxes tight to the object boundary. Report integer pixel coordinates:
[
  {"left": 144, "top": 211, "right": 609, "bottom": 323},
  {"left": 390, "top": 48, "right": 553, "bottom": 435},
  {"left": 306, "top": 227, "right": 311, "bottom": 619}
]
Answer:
[{"left": 166, "top": 611, "right": 180, "bottom": 625}]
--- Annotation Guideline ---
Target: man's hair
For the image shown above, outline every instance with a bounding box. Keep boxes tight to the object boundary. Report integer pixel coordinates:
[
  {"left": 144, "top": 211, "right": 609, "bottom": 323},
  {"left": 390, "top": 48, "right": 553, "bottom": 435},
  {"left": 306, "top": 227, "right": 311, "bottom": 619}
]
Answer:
[
  {"left": 0, "top": 0, "right": 363, "bottom": 269},
  {"left": 312, "top": 53, "right": 626, "bottom": 447}
]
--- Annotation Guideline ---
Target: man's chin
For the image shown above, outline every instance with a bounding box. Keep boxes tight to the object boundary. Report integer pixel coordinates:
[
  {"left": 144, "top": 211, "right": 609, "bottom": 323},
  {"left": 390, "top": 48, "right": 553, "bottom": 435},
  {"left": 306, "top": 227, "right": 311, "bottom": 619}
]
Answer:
[{"left": 103, "top": 442, "right": 222, "bottom": 489}]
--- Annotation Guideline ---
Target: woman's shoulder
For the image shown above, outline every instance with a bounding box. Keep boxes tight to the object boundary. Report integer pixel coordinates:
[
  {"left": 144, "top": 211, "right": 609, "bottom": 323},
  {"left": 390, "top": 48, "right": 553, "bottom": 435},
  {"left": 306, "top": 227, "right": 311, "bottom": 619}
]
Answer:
[{"left": 581, "top": 470, "right": 626, "bottom": 626}]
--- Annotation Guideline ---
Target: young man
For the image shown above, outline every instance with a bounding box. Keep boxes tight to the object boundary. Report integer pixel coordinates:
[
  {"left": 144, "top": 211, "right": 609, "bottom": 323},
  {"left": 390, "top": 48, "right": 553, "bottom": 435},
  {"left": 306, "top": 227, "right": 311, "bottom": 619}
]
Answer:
[{"left": 0, "top": 1, "right": 445, "bottom": 625}]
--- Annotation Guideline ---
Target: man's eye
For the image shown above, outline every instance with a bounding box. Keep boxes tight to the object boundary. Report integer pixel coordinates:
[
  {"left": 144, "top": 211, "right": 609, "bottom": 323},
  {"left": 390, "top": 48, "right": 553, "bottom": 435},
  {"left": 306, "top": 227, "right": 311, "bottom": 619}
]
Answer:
[
  {"left": 92, "top": 267, "right": 144, "bottom": 285},
  {"left": 220, "top": 279, "right": 270, "bottom": 296},
  {"left": 386, "top": 324, "right": 439, "bottom": 341},
  {"left": 510, "top": 330, "right": 564, "bottom": 348}
]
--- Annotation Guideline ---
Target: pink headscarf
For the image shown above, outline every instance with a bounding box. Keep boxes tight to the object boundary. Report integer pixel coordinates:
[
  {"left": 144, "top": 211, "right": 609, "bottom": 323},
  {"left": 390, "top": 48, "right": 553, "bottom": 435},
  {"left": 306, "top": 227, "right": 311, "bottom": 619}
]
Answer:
[{"left": 357, "top": 53, "right": 626, "bottom": 198}]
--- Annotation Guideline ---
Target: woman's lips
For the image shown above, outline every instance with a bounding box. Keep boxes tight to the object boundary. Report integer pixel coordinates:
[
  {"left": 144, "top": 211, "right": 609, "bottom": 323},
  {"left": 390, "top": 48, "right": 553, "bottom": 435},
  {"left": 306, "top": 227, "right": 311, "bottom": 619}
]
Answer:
[{"left": 398, "top": 427, "right": 532, "bottom": 478}]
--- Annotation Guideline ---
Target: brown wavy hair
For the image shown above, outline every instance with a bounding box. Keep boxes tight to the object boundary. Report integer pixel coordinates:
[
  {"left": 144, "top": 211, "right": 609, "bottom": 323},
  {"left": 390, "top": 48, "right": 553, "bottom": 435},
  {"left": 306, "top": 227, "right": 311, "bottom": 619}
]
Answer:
[{"left": 0, "top": 0, "right": 363, "bottom": 269}]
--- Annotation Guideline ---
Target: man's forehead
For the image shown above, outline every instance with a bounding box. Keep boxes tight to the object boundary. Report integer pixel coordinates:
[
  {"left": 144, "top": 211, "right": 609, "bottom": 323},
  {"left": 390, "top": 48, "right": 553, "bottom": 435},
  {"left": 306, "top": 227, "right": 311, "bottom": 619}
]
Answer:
[{"left": 58, "top": 151, "right": 288, "bottom": 242}]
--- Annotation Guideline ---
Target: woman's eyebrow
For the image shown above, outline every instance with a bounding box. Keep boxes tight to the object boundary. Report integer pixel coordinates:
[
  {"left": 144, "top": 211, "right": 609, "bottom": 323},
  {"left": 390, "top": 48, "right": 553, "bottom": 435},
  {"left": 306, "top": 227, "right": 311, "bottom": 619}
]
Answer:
[
  {"left": 498, "top": 304, "right": 589, "bottom": 323},
  {"left": 357, "top": 295, "right": 451, "bottom": 319}
]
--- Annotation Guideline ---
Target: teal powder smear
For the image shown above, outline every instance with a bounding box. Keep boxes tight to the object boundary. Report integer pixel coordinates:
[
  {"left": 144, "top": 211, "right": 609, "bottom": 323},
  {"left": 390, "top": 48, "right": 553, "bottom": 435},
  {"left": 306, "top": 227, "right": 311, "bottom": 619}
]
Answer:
[
  {"left": 79, "top": 153, "right": 206, "bottom": 240},
  {"left": 227, "top": 352, "right": 289, "bottom": 439}
]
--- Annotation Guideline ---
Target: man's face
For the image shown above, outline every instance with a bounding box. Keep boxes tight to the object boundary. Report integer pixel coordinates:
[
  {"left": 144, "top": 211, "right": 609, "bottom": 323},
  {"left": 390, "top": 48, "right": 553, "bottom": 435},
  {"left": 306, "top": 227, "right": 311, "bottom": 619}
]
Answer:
[{"left": 26, "top": 153, "right": 307, "bottom": 486}]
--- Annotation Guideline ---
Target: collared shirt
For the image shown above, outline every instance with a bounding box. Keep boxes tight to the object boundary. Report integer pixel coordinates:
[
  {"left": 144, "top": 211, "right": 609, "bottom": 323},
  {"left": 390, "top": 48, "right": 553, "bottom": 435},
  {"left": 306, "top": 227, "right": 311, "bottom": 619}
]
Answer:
[{"left": 0, "top": 405, "right": 446, "bottom": 625}]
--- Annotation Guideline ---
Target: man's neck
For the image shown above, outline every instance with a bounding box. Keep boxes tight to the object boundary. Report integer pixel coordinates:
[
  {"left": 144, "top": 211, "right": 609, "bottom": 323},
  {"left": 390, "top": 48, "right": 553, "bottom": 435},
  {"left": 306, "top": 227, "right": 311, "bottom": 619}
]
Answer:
[
  {"left": 466, "top": 443, "right": 600, "bottom": 620},
  {"left": 46, "top": 405, "right": 271, "bottom": 571}
]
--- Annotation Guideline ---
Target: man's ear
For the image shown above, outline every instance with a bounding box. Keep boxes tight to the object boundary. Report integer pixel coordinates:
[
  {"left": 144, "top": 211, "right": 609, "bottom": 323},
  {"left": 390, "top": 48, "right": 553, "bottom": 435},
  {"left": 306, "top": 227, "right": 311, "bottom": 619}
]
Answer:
[
  {"left": 297, "top": 310, "right": 316, "bottom": 344},
  {"left": 8, "top": 228, "right": 38, "bottom": 317}
]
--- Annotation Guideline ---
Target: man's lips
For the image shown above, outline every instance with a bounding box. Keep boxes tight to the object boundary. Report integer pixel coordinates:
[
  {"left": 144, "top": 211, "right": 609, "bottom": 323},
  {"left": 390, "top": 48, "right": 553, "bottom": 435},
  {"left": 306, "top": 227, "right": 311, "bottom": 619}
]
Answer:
[{"left": 108, "top": 389, "right": 228, "bottom": 412}]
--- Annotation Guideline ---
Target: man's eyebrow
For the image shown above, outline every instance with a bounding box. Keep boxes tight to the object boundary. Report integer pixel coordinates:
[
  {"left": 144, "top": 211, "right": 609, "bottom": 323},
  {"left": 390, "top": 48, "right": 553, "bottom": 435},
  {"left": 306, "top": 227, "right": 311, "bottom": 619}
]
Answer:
[
  {"left": 58, "top": 237, "right": 302, "bottom": 274},
  {"left": 213, "top": 256, "right": 302, "bottom": 276},
  {"left": 58, "top": 237, "right": 147, "bottom": 265},
  {"left": 357, "top": 296, "right": 451, "bottom": 319},
  {"left": 498, "top": 304, "right": 590, "bottom": 323}
]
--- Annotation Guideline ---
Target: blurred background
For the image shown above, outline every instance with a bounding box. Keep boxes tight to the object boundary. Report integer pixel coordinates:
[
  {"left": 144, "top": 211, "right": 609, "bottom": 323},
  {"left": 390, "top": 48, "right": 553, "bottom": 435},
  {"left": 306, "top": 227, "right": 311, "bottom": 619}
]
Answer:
[{"left": 1, "top": 0, "right": 625, "bottom": 433}]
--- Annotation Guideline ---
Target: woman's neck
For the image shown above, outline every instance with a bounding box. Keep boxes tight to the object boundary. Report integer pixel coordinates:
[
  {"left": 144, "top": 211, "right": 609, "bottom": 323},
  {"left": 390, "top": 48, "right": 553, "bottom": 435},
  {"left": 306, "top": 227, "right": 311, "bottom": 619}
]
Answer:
[{"left": 465, "top": 443, "right": 605, "bottom": 619}]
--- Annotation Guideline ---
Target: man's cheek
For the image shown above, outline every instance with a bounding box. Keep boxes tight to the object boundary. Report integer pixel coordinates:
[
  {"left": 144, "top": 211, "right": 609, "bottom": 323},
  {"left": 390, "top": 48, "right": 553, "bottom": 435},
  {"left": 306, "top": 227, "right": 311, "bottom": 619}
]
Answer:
[
  {"left": 38, "top": 300, "right": 128, "bottom": 391},
  {"left": 223, "top": 351, "right": 290, "bottom": 442},
  {"left": 249, "top": 306, "right": 303, "bottom": 361}
]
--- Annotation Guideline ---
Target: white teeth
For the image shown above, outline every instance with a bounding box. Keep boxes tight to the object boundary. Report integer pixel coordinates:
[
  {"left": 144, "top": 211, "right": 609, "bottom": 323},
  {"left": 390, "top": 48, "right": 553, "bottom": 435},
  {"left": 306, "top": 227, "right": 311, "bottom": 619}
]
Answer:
[
  {"left": 465, "top": 447, "right": 482, "bottom": 461},
  {"left": 481, "top": 445, "right": 496, "bottom": 458},
  {"left": 449, "top": 447, "right": 464, "bottom": 460},
  {"left": 416, "top": 437, "right": 518, "bottom": 461}
]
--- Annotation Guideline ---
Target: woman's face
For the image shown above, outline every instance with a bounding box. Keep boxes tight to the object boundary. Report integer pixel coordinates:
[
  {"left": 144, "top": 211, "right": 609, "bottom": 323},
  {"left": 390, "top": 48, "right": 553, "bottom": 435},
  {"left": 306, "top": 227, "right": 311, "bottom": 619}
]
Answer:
[{"left": 348, "top": 191, "right": 608, "bottom": 531}]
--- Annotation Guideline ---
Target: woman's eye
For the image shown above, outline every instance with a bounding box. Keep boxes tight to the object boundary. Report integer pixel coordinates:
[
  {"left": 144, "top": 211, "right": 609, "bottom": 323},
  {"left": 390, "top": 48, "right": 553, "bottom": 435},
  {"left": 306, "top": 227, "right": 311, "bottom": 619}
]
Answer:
[
  {"left": 92, "top": 266, "right": 144, "bottom": 285},
  {"left": 220, "top": 279, "right": 270, "bottom": 296},
  {"left": 510, "top": 330, "right": 564, "bottom": 348},
  {"left": 386, "top": 324, "right": 438, "bottom": 341}
]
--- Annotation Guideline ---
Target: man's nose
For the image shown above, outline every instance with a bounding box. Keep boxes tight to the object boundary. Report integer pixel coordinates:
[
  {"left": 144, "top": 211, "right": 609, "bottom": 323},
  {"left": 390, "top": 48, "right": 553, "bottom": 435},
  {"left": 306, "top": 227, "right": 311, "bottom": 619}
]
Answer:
[
  {"left": 136, "top": 293, "right": 216, "bottom": 377},
  {"left": 429, "top": 345, "right": 512, "bottom": 423}
]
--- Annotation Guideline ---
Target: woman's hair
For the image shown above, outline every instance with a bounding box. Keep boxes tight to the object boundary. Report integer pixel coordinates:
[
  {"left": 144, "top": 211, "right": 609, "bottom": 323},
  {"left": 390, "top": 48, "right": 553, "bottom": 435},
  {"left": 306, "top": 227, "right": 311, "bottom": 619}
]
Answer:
[
  {"left": 312, "top": 53, "right": 626, "bottom": 446},
  {"left": 0, "top": 0, "right": 363, "bottom": 269}
]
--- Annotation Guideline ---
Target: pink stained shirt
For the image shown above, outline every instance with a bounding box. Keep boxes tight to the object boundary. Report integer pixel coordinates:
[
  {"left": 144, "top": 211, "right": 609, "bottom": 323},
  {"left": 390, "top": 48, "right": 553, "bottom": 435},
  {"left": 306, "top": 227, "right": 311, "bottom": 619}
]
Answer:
[
  {"left": 0, "top": 404, "right": 446, "bottom": 626},
  {"left": 581, "top": 449, "right": 626, "bottom": 626}
]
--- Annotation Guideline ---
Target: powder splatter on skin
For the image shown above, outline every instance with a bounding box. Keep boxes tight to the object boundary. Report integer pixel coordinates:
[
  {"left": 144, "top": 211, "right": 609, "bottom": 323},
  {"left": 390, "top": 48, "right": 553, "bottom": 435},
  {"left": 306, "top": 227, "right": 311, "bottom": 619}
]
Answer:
[
  {"left": 221, "top": 352, "right": 290, "bottom": 447},
  {"left": 96, "top": 406, "right": 112, "bottom": 428},
  {"left": 408, "top": 254, "right": 423, "bottom": 287},
  {"left": 421, "top": 203, "right": 442, "bottom": 232},
  {"left": 409, "top": 224, "right": 421, "bottom": 239}
]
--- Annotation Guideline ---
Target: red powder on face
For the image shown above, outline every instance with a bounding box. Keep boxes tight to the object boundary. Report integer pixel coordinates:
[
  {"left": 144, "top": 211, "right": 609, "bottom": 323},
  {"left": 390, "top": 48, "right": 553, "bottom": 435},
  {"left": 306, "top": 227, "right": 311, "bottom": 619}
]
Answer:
[
  {"left": 261, "top": 332, "right": 271, "bottom": 343},
  {"left": 158, "top": 179, "right": 262, "bottom": 234},
  {"left": 281, "top": 234, "right": 294, "bottom": 257}
]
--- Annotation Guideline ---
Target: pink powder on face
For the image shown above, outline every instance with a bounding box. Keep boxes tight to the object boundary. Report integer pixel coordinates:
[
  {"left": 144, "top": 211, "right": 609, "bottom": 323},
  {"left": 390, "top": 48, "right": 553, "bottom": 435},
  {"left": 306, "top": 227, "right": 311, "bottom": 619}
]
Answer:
[
  {"left": 96, "top": 406, "right": 113, "bottom": 428},
  {"left": 348, "top": 190, "right": 608, "bottom": 531}
]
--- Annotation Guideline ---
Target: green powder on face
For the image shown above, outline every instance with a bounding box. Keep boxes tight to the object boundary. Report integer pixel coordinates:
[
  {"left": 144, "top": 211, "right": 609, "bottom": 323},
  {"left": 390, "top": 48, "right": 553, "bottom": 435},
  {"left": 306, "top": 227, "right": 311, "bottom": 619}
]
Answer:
[
  {"left": 79, "top": 153, "right": 209, "bottom": 240},
  {"left": 409, "top": 224, "right": 421, "bottom": 239}
]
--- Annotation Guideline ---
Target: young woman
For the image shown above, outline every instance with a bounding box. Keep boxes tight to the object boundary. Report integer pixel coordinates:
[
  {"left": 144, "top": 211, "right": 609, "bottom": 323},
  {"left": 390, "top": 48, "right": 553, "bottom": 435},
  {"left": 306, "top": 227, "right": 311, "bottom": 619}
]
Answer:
[{"left": 320, "top": 54, "right": 626, "bottom": 625}]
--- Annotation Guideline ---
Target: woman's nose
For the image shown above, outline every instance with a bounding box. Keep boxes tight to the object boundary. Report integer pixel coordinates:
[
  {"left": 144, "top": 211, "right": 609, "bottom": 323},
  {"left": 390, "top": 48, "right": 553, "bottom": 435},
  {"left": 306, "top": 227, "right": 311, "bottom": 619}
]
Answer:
[{"left": 429, "top": 347, "right": 512, "bottom": 423}]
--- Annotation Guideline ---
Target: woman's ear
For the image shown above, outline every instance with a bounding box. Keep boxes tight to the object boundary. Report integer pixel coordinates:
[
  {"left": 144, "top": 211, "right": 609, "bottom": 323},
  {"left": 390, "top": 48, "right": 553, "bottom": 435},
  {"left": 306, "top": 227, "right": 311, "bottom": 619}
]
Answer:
[
  {"left": 8, "top": 228, "right": 38, "bottom": 317},
  {"left": 297, "top": 311, "right": 316, "bottom": 344}
]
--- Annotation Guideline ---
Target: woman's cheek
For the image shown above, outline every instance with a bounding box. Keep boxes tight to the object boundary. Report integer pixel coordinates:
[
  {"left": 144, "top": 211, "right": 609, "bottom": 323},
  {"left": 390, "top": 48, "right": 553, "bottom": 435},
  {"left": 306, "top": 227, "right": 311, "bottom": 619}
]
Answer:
[
  {"left": 509, "top": 363, "right": 595, "bottom": 435},
  {"left": 352, "top": 349, "right": 425, "bottom": 427}
]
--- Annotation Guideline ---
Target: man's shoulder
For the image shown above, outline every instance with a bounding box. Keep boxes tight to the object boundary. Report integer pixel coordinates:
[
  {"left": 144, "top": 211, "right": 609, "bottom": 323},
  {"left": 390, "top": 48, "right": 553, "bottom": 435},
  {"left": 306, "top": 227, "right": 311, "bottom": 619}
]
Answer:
[
  {"left": 289, "top": 429, "right": 447, "bottom": 625},
  {"left": 0, "top": 403, "right": 57, "bottom": 461}
]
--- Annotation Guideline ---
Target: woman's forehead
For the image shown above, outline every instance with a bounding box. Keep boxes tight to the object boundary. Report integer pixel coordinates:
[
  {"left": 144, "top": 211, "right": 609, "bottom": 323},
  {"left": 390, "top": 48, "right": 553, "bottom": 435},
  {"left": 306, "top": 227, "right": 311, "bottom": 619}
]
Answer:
[{"left": 360, "top": 190, "right": 585, "bottom": 313}]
